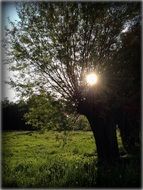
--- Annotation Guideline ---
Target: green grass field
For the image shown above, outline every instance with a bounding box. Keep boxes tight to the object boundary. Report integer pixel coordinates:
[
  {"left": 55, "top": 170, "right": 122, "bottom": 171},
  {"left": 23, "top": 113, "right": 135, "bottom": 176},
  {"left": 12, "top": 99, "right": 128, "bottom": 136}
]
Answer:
[{"left": 2, "top": 130, "right": 141, "bottom": 188}]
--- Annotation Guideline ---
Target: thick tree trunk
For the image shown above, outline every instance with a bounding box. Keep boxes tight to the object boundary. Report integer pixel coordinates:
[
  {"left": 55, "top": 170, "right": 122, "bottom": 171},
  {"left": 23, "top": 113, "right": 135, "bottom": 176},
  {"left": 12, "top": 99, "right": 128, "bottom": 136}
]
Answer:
[
  {"left": 86, "top": 113, "right": 120, "bottom": 165},
  {"left": 77, "top": 92, "right": 120, "bottom": 165},
  {"left": 117, "top": 107, "right": 141, "bottom": 154}
]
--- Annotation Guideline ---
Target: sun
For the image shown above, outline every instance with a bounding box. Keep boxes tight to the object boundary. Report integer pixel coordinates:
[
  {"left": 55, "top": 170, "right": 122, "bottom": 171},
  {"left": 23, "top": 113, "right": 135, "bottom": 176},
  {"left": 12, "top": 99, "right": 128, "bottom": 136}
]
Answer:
[{"left": 86, "top": 73, "right": 98, "bottom": 86}]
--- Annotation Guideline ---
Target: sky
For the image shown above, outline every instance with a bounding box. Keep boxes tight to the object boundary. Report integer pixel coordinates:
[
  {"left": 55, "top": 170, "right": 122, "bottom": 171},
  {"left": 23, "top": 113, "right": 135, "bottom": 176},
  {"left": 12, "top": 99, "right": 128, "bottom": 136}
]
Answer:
[
  {"left": 2, "top": 2, "right": 20, "bottom": 102},
  {"left": 2, "top": 2, "right": 19, "bottom": 28}
]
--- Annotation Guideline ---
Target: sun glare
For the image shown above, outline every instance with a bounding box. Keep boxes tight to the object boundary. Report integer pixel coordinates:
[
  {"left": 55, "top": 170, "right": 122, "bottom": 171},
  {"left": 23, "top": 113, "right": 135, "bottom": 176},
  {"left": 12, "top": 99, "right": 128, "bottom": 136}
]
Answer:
[{"left": 86, "top": 73, "right": 98, "bottom": 86}]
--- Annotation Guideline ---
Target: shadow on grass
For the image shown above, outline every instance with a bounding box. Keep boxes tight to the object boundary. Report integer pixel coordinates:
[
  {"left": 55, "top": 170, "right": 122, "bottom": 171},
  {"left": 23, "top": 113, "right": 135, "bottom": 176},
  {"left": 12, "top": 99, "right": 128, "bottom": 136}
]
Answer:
[{"left": 96, "top": 155, "right": 141, "bottom": 188}]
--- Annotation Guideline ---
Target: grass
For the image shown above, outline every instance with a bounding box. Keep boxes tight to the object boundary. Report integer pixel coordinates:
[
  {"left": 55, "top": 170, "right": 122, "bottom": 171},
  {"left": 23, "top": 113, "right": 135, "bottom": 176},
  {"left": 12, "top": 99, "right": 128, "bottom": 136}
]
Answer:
[{"left": 2, "top": 130, "right": 141, "bottom": 188}]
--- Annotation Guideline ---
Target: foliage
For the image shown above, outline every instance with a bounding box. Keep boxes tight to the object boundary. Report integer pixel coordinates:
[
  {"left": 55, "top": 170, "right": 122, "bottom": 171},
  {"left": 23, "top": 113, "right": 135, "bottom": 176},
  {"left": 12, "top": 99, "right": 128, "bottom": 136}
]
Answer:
[
  {"left": 111, "top": 16, "right": 141, "bottom": 153},
  {"left": 110, "top": 14, "right": 141, "bottom": 104},
  {"left": 24, "top": 92, "right": 70, "bottom": 130},
  {"left": 24, "top": 92, "right": 90, "bottom": 131},
  {"left": 2, "top": 131, "right": 140, "bottom": 188},
  {"left": 73, "top": 115, "right": 90, "bottom": 131},
  {"left": 5, "top": 2, "right": 141, "bottom": 113},
  {"left": 2, "top": 97, "right": 90, "bottom": 131}
]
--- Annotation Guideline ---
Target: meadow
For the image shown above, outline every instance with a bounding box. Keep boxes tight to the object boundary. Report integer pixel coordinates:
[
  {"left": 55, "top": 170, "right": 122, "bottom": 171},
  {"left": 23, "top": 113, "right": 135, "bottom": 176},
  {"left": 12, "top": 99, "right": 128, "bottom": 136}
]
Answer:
[{"left": 2, "top": 130, "right": 141, "bottom": 188}]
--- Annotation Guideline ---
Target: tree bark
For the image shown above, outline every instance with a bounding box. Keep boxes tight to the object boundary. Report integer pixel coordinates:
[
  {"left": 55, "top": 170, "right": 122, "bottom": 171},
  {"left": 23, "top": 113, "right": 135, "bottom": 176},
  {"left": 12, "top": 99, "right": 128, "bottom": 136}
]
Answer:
[
  {"left": 77, "top": 93, "right": 120, "bottom": 165},
  {"left": 117, "top": 106, "right": 141, "bottom": 154},
  {"left": 86, "top": 113, "right": 120, "bottom": 165}
]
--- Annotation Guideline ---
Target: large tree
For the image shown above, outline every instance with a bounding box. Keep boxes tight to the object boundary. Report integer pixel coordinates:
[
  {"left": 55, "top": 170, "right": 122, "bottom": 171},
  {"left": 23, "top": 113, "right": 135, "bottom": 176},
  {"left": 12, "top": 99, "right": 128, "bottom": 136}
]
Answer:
[
  {"left": 5, "top": 2, "right": 141, "bottom": 164},
  {"left": 111, "top": 14, "right": 141, "bottom": 154}
]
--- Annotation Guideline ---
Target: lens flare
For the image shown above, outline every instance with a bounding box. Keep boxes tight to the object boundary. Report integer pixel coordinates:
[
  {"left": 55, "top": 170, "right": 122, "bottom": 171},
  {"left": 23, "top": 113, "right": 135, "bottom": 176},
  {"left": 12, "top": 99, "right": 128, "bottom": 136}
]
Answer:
[{"left": 86, "top": 73, "right": 98, "bottom": 86}]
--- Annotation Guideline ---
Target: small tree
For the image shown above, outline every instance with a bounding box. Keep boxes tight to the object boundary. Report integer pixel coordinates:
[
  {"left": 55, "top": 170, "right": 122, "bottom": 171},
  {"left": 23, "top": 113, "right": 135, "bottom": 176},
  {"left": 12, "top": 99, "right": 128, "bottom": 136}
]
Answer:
[
  {"left": 5, "top": 2, "right": 141, "bottom": 164},
  {"left": 24, "top": 92, "right": 71, "bottom": 131}
]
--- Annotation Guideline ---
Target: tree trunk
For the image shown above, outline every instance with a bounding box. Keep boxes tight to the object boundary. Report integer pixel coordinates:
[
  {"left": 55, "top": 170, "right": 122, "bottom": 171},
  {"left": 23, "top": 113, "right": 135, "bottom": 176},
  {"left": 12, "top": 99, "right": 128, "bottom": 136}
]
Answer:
[
  {"left": 117, "top": 106, "right": 141, "bottom": 154},
  {"left": 77, "top": 94, "right": 120, "bottom": 165},
  {"left": 86, "top": 113, "right": 120, "bottom": 165}
]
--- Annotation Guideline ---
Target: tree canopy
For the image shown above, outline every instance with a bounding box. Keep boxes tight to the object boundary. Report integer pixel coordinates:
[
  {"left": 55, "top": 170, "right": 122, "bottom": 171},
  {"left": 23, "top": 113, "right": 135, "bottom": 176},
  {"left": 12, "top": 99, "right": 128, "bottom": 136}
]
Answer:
[{"left": 6, "top": 2, "right": 141, "bottom": 115}]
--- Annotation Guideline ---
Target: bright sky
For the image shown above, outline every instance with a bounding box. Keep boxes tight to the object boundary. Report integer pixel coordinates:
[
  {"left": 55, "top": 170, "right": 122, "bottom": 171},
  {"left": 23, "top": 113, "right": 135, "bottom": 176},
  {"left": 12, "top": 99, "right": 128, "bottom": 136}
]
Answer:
[
  {"left": 2, "top": 2, "right": 19, "bottom": 28},
  {"left": 2, "top": 2, "right": 20, "bottom": 102}
]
